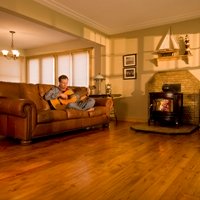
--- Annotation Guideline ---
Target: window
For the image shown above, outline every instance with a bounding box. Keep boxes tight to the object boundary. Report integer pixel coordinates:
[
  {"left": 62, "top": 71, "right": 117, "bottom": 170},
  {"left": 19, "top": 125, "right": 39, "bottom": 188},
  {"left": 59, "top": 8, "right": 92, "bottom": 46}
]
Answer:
[
  {"left": 41, "top": 56, "right": 55, "bottom": 84},
  {"left": 72, "top": 52, "right": 89, "bottom": 86},
  {"left": 27, "top": 59, "right": 40, "bottom": 83},
  {"left": 27, "top": 50, "right": 90, "bottom": 87},
  {"left": 57, "top": 54, "right": 72, "bottom": 85}
]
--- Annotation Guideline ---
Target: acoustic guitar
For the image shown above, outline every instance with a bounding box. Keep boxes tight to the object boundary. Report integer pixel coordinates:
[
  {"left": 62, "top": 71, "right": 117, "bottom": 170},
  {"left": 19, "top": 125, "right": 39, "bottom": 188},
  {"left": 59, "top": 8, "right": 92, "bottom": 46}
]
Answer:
[{"left": 50, "top": 90, "right": 78, "bottom": 109}]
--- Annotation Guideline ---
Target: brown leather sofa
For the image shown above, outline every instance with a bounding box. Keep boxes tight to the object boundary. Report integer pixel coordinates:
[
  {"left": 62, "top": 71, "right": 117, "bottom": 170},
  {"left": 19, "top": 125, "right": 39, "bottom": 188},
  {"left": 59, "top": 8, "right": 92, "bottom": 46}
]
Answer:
[{"left": 0, "top": 81, "right": 113, "bottom": 144}]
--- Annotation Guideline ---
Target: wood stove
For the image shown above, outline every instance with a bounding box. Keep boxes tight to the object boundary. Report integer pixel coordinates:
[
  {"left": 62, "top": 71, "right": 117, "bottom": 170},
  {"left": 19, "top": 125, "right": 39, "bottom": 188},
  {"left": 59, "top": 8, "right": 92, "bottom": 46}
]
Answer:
[{"left": 148, "top": 84, "right": 183, "bottom": 126}]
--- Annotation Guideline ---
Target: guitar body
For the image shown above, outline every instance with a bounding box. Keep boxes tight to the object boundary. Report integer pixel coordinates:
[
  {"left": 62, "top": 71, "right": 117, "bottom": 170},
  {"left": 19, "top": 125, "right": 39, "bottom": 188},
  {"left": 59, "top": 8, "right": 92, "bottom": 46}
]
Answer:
[{"left": 50, "top": 89, "right": 78, "bottom": 109}]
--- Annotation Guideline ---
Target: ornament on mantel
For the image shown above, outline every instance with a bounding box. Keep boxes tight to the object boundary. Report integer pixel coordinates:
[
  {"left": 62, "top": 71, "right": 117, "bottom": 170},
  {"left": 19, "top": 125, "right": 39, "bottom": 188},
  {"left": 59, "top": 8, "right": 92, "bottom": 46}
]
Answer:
[
  {"left": 105, "top": 83, "right": 112, "bottom": 95},
  {"left": 184, "top": 35, "right": 192, "bottom": 55},
  {"left": 154, "top": 28, "right": 179, "bottom": 57}
]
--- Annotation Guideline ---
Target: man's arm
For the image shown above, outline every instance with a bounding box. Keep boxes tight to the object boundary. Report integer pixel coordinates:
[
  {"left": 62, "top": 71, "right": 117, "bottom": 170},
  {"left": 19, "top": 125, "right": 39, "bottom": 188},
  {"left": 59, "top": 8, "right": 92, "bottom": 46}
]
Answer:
[
  {"left": 44, "top": 87, "right": 60, "bottom": 101},
  {"left": 74, "top": 87, "right": 90, "bottom": 101}
]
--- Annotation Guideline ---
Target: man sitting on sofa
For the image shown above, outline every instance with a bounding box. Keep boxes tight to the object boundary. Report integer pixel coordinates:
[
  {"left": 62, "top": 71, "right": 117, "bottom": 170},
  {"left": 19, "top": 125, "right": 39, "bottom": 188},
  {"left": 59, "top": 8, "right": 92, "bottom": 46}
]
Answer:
[{"left": 44, "top": 74, "right": 95, "bottom": 111}]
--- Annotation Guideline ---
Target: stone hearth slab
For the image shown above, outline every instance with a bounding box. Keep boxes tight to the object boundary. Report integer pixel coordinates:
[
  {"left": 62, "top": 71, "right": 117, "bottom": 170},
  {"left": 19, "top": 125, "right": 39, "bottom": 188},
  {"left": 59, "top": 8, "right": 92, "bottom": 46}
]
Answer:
[{"left": 131, "top": 123, "right": 198, "bottom": 134}]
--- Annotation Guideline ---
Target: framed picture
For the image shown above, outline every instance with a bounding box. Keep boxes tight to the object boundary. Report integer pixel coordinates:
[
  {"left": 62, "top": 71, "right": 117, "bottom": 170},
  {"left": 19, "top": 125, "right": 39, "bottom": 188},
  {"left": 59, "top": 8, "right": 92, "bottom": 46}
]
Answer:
[
  {"left": 123, "top": 67, "right": 136, "bottom": 80},
  {"left": 123, "top": 54, "right": 137, "bottom": 67}
]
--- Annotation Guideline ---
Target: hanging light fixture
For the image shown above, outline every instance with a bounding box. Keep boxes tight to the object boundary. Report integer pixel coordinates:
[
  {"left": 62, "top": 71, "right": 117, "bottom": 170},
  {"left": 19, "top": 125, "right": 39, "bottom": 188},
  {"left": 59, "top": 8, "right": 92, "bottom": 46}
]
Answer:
[{"left": 2, "top": 31, "right": 20, "bottom": 60}]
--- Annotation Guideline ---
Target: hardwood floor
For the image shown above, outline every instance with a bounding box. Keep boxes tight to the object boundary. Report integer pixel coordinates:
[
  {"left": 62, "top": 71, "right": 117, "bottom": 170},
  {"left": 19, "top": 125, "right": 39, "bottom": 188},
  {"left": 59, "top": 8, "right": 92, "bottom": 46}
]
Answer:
[{"left": 1, "top": 121, "right": 200, "bottom": 200}]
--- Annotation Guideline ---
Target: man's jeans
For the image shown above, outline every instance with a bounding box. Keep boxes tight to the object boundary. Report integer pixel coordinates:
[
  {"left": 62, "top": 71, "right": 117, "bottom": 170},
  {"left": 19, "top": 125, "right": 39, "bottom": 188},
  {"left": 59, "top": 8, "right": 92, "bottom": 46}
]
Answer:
[{"left": 67, "top": 98, "right": 95, "bottom": 110}]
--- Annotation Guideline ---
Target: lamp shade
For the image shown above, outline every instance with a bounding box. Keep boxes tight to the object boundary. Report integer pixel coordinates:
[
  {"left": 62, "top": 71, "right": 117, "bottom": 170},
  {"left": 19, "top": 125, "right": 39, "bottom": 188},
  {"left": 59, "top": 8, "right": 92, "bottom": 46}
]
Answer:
[
  {"left": 94, "top": 73, "right": 105, "bottom": 94},
  {"left": 94, "top": 73, "right": 105, "bottom": 80},
  {"left": 2, "top": 50, "right": 9, "bottom": 56}
]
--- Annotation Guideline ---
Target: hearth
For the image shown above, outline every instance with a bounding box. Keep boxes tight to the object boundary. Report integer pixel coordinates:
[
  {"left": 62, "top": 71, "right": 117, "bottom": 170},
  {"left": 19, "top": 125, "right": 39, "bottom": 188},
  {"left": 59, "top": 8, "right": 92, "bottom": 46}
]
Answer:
[
  {"left": 147, "top": 70, "right": 200, "bottom": 126},
  {"left": 148, "top": 84, "right": 183, "bottom": 126},
  {"left": 131, "top": 123, "right": 197, "bottom": 134}
]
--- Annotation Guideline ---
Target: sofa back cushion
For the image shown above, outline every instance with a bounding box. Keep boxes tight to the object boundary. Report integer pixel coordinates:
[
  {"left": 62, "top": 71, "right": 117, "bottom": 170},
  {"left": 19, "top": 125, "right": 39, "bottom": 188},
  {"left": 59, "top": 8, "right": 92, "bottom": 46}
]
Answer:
[
  {"left": 20, "top": 83, "right": 45, "bottom": 111},
  {"left": 37, "top": 84, "right": 54, "bottom": 110},
  {"left": 0, "top": 81, "right": 89, "bottom": 111},
  {"left": 70, "top": 86, "right": 88, "bottom": 98},
  {"left": 0, "top": 81, "right": 21, "bottom": 98}
]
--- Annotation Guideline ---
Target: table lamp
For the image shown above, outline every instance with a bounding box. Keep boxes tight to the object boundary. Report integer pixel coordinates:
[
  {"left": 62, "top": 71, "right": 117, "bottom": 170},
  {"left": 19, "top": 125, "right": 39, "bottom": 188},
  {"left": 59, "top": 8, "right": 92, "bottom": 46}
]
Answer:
[{"left": 94, "top": 73, "right": 105, "bottom": 94}]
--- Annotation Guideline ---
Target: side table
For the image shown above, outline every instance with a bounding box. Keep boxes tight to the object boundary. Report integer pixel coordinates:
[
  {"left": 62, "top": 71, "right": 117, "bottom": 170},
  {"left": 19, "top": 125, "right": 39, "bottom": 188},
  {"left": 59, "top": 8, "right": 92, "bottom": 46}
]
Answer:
[{"left": 89, "top": 94, "right": 121, "bottom": 123}]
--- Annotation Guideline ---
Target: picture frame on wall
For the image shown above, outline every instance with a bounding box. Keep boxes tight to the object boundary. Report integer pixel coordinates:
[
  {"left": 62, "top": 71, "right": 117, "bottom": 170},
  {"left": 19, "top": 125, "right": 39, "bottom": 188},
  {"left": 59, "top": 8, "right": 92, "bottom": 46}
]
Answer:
[
  {"left": 123, "top": 67, "right": 137, "bottom": 80},
  {"left": 123, "top": 54, "right": 137, "bottom": 67}
]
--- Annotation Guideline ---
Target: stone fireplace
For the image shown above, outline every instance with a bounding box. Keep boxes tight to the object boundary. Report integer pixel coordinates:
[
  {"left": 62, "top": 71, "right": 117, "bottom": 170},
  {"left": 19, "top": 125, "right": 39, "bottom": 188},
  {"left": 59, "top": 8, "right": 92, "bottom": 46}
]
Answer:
[{"left": 147, "top": 70, "right": 200, "bottom": 126}]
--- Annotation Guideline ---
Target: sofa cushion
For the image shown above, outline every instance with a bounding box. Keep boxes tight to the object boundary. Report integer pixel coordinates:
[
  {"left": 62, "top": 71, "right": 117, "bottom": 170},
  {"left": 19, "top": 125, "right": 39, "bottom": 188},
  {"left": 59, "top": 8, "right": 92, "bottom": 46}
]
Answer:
[
  {"left": 37, "top": 84, "right": 54, "bottom": 110},
  {"left": 66, "top": 108, "right": 89, "bottom": 119},
  {"left": 37, "top": 110, "right": 67, "bottom": 123},
  {"left": 70, "top": 86, "right": 88, "bottom": 98},
  {"left": 88, "top": 106, "right": 106, "bottom": 117},
  {"left": 20, "top": 83, "right": 45, "bottom": 111},
  {"left": 0, "top": 81, "right": 21, "bottom": 98}
]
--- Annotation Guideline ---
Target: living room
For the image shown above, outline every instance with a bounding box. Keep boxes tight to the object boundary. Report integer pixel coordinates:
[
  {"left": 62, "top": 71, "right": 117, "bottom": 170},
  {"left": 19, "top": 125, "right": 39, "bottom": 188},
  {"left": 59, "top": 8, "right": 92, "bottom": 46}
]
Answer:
[
  {"left": 1, "top": 1, "right": 200, "bottom": 123},
  {"left": 1, "top": 0, "right": 200, "bottom": 199}
]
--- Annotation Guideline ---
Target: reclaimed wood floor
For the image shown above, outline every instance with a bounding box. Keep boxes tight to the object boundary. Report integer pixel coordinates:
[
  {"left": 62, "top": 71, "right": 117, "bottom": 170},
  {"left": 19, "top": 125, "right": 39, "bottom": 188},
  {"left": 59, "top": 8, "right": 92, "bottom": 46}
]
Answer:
[{"left": 1, "top": 121, "right": 200, "bottom": 200}]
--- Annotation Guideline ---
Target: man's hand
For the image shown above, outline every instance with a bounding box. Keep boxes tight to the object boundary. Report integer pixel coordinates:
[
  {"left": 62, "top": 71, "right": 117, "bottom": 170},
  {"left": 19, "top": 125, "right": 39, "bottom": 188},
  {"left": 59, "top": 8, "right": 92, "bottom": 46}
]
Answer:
[
  {"left": 79, "top": 88, "right": 90, "bottom": 101},
  {"left": 58, "top": 92, "right": 68, "bottom": 99}
]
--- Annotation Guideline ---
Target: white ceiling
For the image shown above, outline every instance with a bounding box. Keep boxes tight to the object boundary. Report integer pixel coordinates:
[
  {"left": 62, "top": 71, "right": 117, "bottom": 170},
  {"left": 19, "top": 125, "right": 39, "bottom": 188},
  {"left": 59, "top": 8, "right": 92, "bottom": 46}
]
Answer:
[
  {"left": 35, "top": 0, "right": 200, "bottom": 34},
  {"left": 0, "top": 11, "right": 77, "bottom": 50},
  {"left": 1, "top": 0, "right": 200, "bottom": 50}
]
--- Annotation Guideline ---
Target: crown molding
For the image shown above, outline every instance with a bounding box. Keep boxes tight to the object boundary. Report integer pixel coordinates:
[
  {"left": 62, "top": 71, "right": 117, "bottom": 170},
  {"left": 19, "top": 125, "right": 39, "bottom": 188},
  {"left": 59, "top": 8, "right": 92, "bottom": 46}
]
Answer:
[
  {"left": 34, "top": 0, "right": 200, "bottom": 35},
  {"left": 33, "top": 0, "right": 112, "bottom": 34}
]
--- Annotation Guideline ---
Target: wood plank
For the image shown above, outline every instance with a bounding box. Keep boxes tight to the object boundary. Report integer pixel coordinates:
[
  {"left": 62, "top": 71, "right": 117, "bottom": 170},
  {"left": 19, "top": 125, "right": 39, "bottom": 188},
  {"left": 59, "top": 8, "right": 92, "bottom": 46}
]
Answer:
[{"left": 0, "top": 122, "right": 200, "bottom": 199}]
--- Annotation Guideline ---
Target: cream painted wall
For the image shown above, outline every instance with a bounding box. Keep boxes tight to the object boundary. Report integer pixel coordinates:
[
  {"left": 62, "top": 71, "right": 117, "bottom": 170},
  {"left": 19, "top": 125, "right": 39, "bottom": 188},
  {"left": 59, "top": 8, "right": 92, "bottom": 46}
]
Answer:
[
  {"left": 0, "top": 56, "right": 26, "bottom": 82},
  {"left": 107, "top": 18, "right": 200, "bottom": 122}
]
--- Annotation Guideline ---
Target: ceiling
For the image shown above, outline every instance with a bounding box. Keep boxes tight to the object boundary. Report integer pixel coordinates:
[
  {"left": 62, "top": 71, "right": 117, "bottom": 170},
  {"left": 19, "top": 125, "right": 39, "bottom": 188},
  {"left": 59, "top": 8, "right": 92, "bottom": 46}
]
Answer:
[
  {"left": 1, "top": 0, "right": 200, "bottom": 50},
  {"left": 0, "top": 11, "right": 77, "bottom": 50},
  {"left": 35, "top": 0, "right": 200, "bottom": 34}
]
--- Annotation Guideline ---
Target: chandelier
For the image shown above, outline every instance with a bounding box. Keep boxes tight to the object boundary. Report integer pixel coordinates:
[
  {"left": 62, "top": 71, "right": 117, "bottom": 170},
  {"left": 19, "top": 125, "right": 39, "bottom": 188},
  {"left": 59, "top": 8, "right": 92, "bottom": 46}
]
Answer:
[{"left": 1, "top": 31, "right": 20, "bottom": 60}]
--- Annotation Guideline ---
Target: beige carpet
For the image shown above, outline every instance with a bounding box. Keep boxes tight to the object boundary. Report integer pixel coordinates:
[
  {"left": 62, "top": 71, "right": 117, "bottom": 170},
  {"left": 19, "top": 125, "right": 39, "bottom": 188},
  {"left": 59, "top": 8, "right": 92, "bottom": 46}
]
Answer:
[{"left": 131, "top": 123, "right": 198, "bottom": 134}]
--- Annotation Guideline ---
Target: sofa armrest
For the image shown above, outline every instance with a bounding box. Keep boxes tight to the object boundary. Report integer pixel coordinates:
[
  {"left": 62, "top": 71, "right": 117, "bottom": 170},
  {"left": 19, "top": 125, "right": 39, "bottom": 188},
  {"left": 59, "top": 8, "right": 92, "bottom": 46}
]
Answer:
[
  {"left": 0, "top": 97, "right": 36, "bottom": 117},
  {"left": 0, "top": 97, "right": 38, "bottom": 143},
  {"left": 94, "top": 97, "right": 113, "bottom": 111}
]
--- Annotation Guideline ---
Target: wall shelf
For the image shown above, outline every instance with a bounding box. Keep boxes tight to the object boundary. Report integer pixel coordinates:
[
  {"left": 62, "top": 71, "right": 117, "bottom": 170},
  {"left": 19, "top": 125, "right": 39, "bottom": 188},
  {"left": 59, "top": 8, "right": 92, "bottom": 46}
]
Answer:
[
  {"left": 157, "top": 55, "right": 190, "bottom": 61},
  {"left": 150, "top": 54, "right": 192, "bottom": 66},
  {"left": 152, "top": 28, "right": 192, "bottom": 65}
]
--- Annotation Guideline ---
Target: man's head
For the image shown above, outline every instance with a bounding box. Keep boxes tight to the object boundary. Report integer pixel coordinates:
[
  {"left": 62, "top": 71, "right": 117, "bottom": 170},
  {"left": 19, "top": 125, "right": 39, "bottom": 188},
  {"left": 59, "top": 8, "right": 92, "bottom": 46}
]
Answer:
[{"left": 58, "top": 75, "right": 68, "bottom": 91}]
